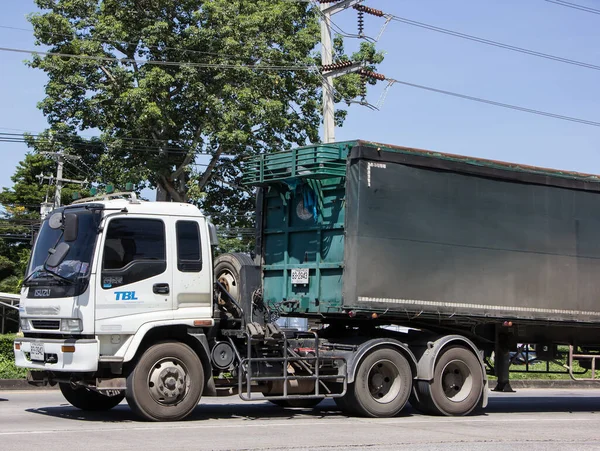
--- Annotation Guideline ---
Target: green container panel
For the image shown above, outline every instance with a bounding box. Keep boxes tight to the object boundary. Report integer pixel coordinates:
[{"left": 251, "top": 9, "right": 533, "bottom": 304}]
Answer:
[{"left": 261, "top": 179, "right": 346, "bottom": 315}]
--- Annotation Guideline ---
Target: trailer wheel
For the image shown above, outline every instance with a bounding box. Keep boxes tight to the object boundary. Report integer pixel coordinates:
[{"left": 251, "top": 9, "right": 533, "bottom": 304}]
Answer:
[
  {"left": 59, "top": 383, "right": 124, "bottom": 411},
  {"left": 269, "top": 399, "right": 322, "bottom": 408},
  {"left": 126, "top": 341, "right": 204, "bottom": 421},
  {"left": 344, "top": 347, "right": 412, "bottom": 417},
  {"left": 418, "top": 346, "right": 483, "bottom": 416}
]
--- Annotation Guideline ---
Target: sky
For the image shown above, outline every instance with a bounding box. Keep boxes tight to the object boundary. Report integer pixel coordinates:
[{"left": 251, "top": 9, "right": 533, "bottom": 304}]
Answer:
[{"left": 0, "top": 0, "right": 599, "bottom": 197}]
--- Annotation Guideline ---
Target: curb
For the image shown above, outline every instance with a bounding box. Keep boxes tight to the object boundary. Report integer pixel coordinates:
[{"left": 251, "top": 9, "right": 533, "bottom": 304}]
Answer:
[
  {"left": 491, "top": 379, "right": 600, "bottom": 390},
  {"left": 0, "top": 380, "right": 57, "bottom": 390}
]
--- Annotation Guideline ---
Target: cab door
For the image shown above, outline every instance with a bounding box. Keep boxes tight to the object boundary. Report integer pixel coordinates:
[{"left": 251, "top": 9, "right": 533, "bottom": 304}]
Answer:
[
  {"left": 95, "top": 215, "right": 173, "bottom": 332},
  {"left": 171, "top": 217, "right": 212, "bottom": 320}
]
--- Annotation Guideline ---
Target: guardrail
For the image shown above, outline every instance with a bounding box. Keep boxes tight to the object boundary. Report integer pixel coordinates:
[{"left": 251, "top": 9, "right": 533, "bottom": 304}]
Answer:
[{"left": 0, "top": 292, "right": 19, "bottom": 334}]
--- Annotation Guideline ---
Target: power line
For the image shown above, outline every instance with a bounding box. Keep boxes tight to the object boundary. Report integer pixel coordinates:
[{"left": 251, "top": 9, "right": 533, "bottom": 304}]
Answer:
[
  {"left": 386, "top": 78, "right": 600, "bottom": 127},
  {"left": 389, "top": 15, "right": 600, "bottom": 71},
  {"left": 0, "top": 46, "right": 315, "bottom": 72},
  {"left": 0, "top": 24, "right": 311, "bottom": 64},
  {"left": 0, "top": 132, "right": 229, "bottom": 156},
  {"left": 545, "top": 0, "right": 600, "bottom": 15}
]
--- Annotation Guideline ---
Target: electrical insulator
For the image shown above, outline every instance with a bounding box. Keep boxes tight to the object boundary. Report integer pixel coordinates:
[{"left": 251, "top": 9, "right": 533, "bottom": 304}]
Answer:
[
  {"left": 353, "top": 4, "right": 385, "bottom": 17},
  {"left": 321, "top": 61, "right": 354, "bottom": 72},
  {"left": 360, "top": 73, "right": 367, "bottom": 102},
  {"left": 357, "top": 10, "right": 364, "bottom": 36},
  {"left": 358, "top": 69, "right": 386, "bottom": 81}
]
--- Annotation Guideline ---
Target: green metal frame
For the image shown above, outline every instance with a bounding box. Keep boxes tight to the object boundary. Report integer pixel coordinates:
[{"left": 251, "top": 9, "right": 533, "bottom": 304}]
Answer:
[{"left": 243, "top": 143, "right": 351, "bottom": 185}]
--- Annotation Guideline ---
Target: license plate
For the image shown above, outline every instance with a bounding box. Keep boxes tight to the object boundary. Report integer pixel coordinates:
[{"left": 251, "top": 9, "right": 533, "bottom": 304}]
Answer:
[
  {"left": 30, "top": 342, "right": 44, "bottom": 361},
  {"left": 291, "top": 268, "right": 309, "bottom": 285}
]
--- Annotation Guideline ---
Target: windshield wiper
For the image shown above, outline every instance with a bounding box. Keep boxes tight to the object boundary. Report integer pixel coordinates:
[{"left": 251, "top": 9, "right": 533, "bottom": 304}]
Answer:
[{"left": 23, "top": 269, "right": 74, "bottom": 286}]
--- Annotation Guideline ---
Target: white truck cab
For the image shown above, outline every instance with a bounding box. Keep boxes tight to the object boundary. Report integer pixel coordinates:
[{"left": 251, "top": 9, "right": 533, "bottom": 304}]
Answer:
[{"left": 14, "top": 193, "right": 220, "bottom": 418}]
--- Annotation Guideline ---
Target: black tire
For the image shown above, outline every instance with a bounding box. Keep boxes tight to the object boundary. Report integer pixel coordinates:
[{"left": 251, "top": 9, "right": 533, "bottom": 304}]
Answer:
[
  {"left": 343, "top": 347, "right": 412, "bottom": 418},
  {"left": 334, "top": 387, "right": 360, "bottom": 415},
  {"left": 269, "top": 398, "right": 323, "bottom": 408},
  {"left": 408, "top": 390, "right": 432, "bottom": 415},
  {"left": 126, "top": 341, "right": 204, "bottom": 421},
  {"left": 59, "top": 383, "right": 124, "bottom": 411},
  {"left": 214, "top": 253, "right": 254, "bottom": 302},
  {"left": 418, "top": 346, "right": 484, "bottom": 416}
]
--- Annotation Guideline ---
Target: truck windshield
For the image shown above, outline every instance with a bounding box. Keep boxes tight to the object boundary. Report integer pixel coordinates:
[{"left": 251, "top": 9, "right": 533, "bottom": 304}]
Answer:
[{"left": 25, "top": 208, "right": 102, "bottom": 284}]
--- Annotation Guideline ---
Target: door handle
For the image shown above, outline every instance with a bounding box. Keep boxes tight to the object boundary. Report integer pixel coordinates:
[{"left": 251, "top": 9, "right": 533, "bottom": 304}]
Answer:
[{"left": 153, "top": 283, "right": 170, "bottom": 295}]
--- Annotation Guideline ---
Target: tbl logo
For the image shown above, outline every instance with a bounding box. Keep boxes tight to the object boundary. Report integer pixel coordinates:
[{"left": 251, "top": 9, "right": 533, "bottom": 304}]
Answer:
[{"left": 115, "top": 291, "right": 139, "bottom": 301}]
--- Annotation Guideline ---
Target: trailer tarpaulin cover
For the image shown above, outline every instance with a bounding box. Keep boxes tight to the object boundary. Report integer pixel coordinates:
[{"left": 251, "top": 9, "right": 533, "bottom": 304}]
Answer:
[{"left": 343, "top": 146, "right": 600, "bottom": 323}]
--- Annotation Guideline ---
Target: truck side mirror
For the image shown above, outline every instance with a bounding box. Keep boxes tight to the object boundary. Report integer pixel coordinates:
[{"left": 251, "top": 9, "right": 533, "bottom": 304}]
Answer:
[
  {"left": 63, "top": 213, "right": 79, "bottom": 242},
  {"left": 46, "top": 242, "right": 70, "bottom": 268},
  {"left": 208, "top": 221, "right": 219, "bottom": 246}
]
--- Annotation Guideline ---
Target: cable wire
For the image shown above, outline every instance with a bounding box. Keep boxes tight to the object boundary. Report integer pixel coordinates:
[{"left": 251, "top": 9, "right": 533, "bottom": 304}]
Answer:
[
  {"left": 389, "top": 14, "right": 600, "bottom": 71},
  {"left": 544, "top": 0, "right": 600, "bottom": 15},
  {"left": 0, "top": 46, "right": 314, "bottom": 72},
  {"left": 386, "top": 78, "right": 600, "bottom": 127}
]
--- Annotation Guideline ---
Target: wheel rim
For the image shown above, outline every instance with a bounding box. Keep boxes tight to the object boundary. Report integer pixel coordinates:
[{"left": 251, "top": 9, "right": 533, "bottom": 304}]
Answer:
[
  {"left": 367, "top": 359, "right": 402, "bottom": 404},
  {"left": 218, "top": 270, "right": 239, "bottom": 301},
  {"left": 147, "top": 357, "right": 190, "bottom": 406},
  {"left": 441, "top": 359, "right": 473, "bottom": 403}
]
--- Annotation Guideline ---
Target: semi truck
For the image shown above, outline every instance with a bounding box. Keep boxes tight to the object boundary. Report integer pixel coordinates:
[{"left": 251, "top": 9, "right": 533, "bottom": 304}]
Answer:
[{"left": 14, "top": 140, "right": 600, "bottom": 421}]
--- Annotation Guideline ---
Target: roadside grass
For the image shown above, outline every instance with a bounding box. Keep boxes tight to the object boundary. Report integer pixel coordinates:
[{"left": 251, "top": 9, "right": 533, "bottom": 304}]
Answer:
[
  {"left": 489, "top": 346, "right": 600, "bottom": 380},
  {"left": 0, "top": 334, "right": 27, "bottom": 379}
]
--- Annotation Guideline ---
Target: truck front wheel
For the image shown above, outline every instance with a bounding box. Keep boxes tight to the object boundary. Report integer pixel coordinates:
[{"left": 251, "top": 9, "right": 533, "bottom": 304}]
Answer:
[
  {"left": 59, "top": 383, "right": 124, "bottom": 411},
  {"left": 417, "top": 346, "right": 483, "bottom": 416},
  {"left": 340, "top": 347, "right": 412, "bottom": 417},
  {"left": 126, "top": 341, "right": 204, "bottom": 421}
]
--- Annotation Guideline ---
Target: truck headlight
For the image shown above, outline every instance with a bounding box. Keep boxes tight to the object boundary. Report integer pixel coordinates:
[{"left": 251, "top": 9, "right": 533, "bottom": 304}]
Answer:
[
  {"left": 19, "top": 318, "right": 30, "bottom": 331},
  {"left": 60, "top": 319, "right": 82, "bottom": 332}
]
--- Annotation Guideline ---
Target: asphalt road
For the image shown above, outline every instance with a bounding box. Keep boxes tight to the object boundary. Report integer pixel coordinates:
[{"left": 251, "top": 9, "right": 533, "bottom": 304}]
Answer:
[{"left": 1, "top": 389, "right": 599, "bottom": 451}]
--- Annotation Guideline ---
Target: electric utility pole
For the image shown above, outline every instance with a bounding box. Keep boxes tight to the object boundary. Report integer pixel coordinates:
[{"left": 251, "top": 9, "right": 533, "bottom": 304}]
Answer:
[
  {"left": 37, "top": 151, "right": 88, "bottom": 209},
  {"left": 320, "top": 0, "right": 385, "bottom": 143}
]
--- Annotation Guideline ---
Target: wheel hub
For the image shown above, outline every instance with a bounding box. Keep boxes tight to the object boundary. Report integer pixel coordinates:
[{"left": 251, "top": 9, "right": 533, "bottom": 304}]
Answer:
[
  {"left": 148, "top": 359, "right": 189, "bottom": 405},
  {"left": 441, "top": 359, "right": 473, "bottom": 403},
  {"left": 367, "top": 360, "right": 401, "bottom": 404}
]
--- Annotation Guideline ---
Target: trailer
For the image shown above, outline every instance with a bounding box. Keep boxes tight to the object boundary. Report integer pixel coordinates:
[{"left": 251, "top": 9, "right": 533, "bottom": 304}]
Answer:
[{"left": 14, "top": 140, "right": 600, "bottom": 421}]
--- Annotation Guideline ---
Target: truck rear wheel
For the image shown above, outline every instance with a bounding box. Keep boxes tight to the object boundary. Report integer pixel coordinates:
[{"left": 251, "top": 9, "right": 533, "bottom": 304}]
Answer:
[
  {"left": 418, "top": 346, "right": 483, "bottom": 416},
  {"left": 341, "top": 347, "right": 412, "bottom": 417},
  {"left": 126, "top": 341, "right": 204, "bottom": 421},
  {"left": 59, "top": 383, "right": 124, "bottom": 411}
]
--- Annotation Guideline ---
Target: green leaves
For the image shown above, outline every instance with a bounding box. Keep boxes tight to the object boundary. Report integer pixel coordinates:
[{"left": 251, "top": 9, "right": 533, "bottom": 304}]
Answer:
[{"left": 22, "top": 0, "right": 382, "bottom": 243}]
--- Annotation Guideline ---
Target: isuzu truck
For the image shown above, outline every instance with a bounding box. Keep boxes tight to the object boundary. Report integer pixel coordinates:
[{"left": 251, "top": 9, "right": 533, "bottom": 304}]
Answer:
[{"left": 14, "top": 140, "right": 600, "bottom": 421}]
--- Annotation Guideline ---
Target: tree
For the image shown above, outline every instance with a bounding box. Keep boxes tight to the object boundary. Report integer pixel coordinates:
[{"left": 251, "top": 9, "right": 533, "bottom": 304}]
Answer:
[
  {"left": 28, "top": 0, "right": 382, "bottom": 200},
  {"left": 26, "top": 0, "right": 383, "bottom": 253}
]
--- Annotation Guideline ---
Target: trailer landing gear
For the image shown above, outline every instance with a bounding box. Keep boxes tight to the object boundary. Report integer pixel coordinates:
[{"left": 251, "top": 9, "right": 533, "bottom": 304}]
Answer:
[{"left": 337, "top": 347, "right": 412, "bottom": 417}]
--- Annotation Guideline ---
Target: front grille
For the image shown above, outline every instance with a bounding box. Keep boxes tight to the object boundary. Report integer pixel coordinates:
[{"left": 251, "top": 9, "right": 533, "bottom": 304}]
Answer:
[{"left": 31, "top": 320, "right": 60, "bottom": 330}]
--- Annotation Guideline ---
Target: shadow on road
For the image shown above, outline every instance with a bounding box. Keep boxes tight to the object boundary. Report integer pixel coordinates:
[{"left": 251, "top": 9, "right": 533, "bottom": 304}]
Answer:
[
  {"left": 24, "top": 399, "right": 376, "bottom": 423},
  {"left": 23, "top": 394, "right": 600, "bottom": 423},
  {"left": 485, "top": 395, "right": 600, "bottom": 413},
  {"left": 0, "top": 398, "right": 7, "bottom": 402}
]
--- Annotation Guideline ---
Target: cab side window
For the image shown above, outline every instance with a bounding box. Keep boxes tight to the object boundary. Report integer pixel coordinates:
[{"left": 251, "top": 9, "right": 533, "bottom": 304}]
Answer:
[
  {"left": 102, "top": 218, "right": 166, "bottom": 288},
  {"left": 176, "top": 220, "right": 202, "bottom": 272}
]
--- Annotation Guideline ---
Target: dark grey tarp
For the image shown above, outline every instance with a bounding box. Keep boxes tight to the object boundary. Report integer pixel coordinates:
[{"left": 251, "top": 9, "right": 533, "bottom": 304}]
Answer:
[{"left": 343, "top": 147, "right": 600, "bottom": 323}]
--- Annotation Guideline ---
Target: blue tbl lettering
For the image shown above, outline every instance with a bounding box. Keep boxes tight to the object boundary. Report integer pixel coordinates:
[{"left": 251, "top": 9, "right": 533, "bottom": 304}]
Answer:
[{"left": 115, "top": 291, "right": 139, "bottom": 301}]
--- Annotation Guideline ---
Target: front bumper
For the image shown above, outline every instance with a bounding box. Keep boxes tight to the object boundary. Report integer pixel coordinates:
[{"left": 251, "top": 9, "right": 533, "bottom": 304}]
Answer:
[{"left": 14, "top": 337, "right": 99, "bottom": 372}]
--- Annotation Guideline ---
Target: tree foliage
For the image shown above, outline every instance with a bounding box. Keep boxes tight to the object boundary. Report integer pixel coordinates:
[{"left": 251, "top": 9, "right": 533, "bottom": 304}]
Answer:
[{"left": 23, "top": 0, "right": 383, "bottom": 251}]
